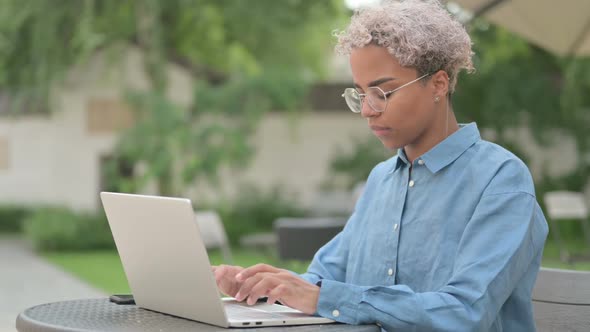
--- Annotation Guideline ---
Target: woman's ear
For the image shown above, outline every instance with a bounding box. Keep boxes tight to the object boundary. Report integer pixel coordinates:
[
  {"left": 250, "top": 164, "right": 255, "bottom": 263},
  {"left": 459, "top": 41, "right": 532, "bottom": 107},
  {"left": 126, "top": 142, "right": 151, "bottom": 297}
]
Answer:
[{"left": 431, "top": 70, "right": 449, "bottom": 99}]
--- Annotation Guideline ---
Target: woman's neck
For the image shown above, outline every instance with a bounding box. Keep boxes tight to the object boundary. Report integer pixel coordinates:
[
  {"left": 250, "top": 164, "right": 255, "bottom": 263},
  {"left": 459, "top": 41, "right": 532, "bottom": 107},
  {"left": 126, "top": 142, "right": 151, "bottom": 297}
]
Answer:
[{"left": 404, "top": 106, "right": 459, "bottom": 163}]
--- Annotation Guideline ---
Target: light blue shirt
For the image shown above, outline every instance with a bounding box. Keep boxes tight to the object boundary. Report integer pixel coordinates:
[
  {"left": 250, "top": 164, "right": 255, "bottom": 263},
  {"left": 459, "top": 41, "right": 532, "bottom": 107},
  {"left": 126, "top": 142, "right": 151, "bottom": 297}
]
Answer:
[{"left": 300, "top": 123, "right": 548, "bottom": 331}]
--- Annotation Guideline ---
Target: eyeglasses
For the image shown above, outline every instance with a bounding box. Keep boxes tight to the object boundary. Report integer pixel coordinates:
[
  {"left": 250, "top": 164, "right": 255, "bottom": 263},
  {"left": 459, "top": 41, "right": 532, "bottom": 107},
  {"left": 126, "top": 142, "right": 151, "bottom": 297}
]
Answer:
[{"left": 341, "top": 73, "right": 432, "bottom": 113}]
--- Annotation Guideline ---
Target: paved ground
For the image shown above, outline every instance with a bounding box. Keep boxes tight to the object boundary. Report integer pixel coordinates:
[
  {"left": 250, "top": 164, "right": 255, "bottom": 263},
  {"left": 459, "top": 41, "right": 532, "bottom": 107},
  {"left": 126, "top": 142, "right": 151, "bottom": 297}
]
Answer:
[{"left": 0, "top": 236, "right": 105, "bottom": 332}]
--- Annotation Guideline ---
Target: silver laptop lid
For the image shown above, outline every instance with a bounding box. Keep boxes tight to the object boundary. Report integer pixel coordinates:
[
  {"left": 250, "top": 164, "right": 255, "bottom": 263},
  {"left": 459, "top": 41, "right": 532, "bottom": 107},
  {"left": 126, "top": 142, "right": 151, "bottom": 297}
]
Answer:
[{"left": 100, "top": 192, "right": 229, "bottom": 327}]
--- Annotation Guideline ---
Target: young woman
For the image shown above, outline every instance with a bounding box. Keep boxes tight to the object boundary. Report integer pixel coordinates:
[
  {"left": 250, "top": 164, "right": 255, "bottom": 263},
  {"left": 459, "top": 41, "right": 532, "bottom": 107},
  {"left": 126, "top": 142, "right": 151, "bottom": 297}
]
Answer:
[{"left": 214, "top": 1, "right": 548, "bottom": 330}]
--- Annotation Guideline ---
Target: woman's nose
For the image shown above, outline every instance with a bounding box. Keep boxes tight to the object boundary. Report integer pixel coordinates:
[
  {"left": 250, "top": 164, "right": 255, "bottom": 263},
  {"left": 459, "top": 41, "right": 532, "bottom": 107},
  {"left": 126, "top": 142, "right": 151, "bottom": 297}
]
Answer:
[{"left": 360, "top": 100, "right": 379, "bottom": 118}]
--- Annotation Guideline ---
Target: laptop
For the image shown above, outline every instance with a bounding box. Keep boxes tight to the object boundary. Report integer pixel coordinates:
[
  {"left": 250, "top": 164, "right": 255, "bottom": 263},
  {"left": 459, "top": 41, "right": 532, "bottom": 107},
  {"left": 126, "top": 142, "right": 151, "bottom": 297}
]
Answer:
[{"left": 100, "top": 192, "right": 335, "bottom": 328}]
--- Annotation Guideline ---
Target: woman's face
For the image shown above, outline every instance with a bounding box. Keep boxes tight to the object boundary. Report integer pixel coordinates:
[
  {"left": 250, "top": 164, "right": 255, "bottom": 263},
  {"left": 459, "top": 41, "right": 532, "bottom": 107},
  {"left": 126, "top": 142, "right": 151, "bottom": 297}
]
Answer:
[{"left": 349, "top": 44, "right": 440, "bottom": 150}]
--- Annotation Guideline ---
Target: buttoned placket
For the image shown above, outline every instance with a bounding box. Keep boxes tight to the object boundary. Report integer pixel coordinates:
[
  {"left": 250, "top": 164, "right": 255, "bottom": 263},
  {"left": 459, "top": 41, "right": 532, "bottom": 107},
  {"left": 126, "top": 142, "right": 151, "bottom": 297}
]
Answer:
[{"left": 387, "top": 161, "right": 413, "bottom": 283}]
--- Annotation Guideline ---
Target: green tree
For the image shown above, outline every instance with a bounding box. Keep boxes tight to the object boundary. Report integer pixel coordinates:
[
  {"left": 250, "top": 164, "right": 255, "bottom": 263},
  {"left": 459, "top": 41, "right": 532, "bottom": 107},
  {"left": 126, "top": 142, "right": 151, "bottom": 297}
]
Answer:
[
  {"left": 0, "top": 0, "right": 347, "bottom": 196},
  {"left": 453, "top": 21, "right": 590, "bottom": 190}
]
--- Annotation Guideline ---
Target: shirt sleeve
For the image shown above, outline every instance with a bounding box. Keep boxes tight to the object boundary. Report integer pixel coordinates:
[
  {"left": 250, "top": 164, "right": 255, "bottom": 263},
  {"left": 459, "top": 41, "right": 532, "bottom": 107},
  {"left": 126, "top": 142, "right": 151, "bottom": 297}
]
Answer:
[
  {"left": 298, "top": 211, "right": 355, "bottom": 285},
  {"left": 313, "top": 164, "right": 548, "bottom": 331},
  {"left": 299, "top": 161, "right": 388, "bottom": 286}
]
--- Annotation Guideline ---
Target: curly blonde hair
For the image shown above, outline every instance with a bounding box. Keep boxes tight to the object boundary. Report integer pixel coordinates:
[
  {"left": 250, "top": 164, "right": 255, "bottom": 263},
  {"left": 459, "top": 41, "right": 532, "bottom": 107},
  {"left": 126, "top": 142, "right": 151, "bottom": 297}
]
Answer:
[{"left": 334, "top": 0, "right": 474, "bottom": 93}]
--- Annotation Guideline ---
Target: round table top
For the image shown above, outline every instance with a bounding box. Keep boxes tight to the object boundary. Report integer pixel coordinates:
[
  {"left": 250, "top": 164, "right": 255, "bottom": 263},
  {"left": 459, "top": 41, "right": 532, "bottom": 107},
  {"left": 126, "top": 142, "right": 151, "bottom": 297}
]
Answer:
[{"left": 16, "top": 298, "right": 381, "bottom": 332}]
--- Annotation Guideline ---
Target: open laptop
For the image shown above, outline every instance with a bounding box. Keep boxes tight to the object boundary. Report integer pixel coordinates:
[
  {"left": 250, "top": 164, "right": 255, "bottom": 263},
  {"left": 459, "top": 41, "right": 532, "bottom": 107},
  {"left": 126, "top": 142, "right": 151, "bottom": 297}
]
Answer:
[{"left": 100, "top": 192, "right": 335, "bottom": 328}]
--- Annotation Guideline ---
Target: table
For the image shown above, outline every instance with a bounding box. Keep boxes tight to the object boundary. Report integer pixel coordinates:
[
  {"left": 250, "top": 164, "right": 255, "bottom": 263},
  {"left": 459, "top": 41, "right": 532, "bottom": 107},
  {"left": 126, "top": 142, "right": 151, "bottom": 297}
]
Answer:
[{"left": 16, "top": 298, "right": 380, "bottom": 331}]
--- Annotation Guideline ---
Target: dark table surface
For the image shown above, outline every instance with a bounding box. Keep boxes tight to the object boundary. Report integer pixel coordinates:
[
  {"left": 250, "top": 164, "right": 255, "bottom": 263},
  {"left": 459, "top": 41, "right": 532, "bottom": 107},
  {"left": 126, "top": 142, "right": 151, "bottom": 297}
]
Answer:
[{"left": 16, "top": 298, "right": 381, "bottom": 332}]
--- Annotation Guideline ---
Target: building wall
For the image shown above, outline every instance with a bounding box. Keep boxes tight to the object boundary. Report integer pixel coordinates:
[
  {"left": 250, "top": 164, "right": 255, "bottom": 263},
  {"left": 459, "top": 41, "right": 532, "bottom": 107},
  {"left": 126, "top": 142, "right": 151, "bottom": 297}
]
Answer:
[
  {"left": 0, "top": 46, "right": 194, "bottom": 211},
  {"left": 186, "top": 113, "right": 371, "bottom": 206}
]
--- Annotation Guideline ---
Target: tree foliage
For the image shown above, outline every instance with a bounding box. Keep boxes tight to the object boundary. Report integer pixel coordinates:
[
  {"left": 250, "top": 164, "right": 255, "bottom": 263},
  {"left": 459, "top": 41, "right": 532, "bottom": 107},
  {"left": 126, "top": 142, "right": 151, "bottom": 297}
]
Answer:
[
  {"left": 454, "top": 21, "right": 590, "bottom": 189},
  {"left": 0, "top": 0, "right": 347, "bottom": 196},
  {"left": 0, "top": 0, "right": 346, "bottom": 104}
]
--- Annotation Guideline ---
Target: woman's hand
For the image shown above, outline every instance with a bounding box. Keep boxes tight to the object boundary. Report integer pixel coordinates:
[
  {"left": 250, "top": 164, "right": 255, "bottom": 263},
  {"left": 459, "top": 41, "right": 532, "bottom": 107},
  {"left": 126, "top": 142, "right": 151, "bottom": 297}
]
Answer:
[
  {"left": 234, "top": 263, "right": 320, "bottom": 315},
  {"left": 212, "top": 264, "right": 244, "bottom": 297}
]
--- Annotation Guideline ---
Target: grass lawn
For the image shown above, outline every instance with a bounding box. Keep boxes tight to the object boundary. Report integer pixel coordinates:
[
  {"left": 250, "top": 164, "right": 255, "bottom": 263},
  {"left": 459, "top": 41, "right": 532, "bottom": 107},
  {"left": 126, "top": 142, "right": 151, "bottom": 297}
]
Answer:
[
  {"left": 44, "top": 240, "right": 590, "bottom": 294},
  {"left": 537, "top": 239, "right": 590, "bottom": 270}
]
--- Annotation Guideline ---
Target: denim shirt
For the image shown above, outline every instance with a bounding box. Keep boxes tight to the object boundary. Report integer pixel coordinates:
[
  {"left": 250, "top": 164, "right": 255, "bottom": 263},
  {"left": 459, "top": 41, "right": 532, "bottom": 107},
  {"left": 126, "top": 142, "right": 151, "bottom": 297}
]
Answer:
[{"left": 300, "top": 123, "right": 548, "bottom": 331}]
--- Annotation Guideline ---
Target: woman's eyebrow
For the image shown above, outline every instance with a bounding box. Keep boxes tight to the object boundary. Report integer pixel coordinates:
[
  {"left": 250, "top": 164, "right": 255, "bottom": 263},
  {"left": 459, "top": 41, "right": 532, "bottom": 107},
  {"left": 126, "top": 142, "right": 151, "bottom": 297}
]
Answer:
[{"left": 354, "top": 77, "right": 398, "bottom": 89}]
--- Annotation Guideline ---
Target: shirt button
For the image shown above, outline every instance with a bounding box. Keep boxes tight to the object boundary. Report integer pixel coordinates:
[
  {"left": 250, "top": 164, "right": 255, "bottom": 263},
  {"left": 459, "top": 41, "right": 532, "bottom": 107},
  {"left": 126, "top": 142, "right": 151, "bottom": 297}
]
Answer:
[
  {"left": 388, "top": 268, "right": 394, "bottom": 276},
  {"left": 332, "top": 309, "right": 340, "bottom": 317},
  {"left": 376, "top": 322, "right": 382, "bottom": 327},
  {"left": 418, "top": 159, "right": 425, "bottom": 165},
  {"left": 393, "top": 223, "right": 398, "bottom": 231},
  {"left": 409, "top": 180, "right": 415, "bottom": 187}
]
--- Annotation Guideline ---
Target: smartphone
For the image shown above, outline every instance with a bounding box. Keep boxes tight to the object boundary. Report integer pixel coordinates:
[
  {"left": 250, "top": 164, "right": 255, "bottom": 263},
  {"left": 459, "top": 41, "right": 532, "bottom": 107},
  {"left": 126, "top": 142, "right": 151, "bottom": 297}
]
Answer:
[{"left": 109, "top": 294, "right": 135, "bottom": 305}]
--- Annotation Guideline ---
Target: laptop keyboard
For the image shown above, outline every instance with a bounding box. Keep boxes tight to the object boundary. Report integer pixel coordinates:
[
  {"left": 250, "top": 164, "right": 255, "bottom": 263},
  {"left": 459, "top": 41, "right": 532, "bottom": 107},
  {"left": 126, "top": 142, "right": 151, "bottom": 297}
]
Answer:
[{"left": 225, "top": 302, "right": 308, "bottom": 320}]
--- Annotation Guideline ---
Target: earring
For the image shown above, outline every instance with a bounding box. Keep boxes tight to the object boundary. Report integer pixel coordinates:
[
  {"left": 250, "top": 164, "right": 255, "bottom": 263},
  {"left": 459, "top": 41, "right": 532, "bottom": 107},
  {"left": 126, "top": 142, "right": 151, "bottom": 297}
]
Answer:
[{"left": 434, "top": 96, "right": 440, "bottom": 103}]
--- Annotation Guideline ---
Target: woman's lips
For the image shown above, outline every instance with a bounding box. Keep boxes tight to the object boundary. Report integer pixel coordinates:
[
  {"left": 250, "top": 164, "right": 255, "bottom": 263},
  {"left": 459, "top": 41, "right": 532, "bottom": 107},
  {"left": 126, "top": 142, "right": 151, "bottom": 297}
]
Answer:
[{"left": 370, "top": 125, "right": 392, "bottom": 136}]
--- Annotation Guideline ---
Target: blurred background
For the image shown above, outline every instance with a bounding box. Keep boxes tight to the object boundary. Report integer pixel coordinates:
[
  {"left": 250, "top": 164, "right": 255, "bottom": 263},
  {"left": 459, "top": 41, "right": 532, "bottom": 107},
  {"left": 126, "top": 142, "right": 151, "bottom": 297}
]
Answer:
[{"left": 1, "top": 0, "right": 589, "bottom": 330}]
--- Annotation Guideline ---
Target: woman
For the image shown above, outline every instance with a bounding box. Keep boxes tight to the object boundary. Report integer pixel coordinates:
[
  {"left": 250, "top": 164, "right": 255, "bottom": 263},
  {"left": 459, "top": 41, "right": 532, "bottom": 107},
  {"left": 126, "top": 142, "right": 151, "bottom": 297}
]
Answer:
[{"left": 214, "top": 1, "right": 548, "bottom": 330}]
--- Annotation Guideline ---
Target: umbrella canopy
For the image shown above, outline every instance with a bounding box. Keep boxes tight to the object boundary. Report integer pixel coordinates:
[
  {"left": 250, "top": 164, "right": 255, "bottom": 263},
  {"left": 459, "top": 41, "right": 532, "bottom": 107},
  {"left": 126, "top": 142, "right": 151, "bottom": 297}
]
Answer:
[{"left": 452, "top": 0, "right": 590, "bottom": 57}]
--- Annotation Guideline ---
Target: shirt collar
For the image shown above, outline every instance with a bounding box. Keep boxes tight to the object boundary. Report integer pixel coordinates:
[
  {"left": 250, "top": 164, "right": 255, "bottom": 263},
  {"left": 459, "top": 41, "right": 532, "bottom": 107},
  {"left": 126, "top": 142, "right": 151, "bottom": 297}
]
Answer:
[
  {"left": 422, "top": 122, "right": 480, "bottom": 173},
  {"left": 392, "top": 149, "right": 409, "bottom": 172},
  {"left": 389, "top": 123, "right": 481, "bottom": 174}
]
